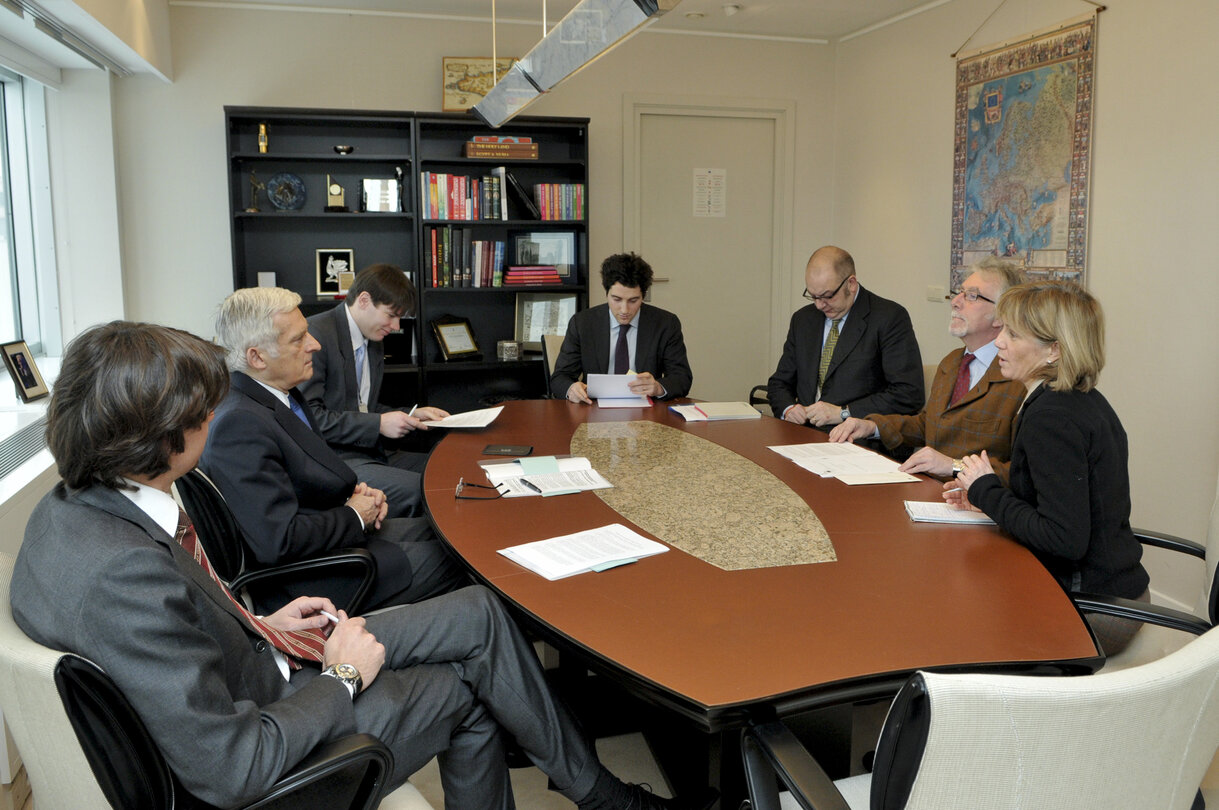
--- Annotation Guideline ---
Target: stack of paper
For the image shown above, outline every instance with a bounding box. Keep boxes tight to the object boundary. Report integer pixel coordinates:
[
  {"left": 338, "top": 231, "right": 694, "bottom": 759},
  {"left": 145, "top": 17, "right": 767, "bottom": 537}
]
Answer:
[
  {"left": 904, "top": 501, "right": 996, "bottom": 525},
  {"left": 498, "top": 523, "right": 669, "bottom": 580},
  {"left": 586, "top": 374, "right": 652, "bottom": 408},
  {"left": 670, "top": 402, "right": 762, "bottom": 421},
  {"left": 479, "top": 454, "right": 613, "bottom": 497},
  {"left": 768, "top": 442, "right": 919, "bottom": 485}
]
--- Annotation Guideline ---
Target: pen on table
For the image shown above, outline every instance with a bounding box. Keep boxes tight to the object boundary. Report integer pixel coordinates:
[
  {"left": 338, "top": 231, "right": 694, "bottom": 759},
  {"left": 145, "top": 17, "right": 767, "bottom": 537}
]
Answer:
[{"left": 520, "top": 478, "right": 543, "bottom": 494}]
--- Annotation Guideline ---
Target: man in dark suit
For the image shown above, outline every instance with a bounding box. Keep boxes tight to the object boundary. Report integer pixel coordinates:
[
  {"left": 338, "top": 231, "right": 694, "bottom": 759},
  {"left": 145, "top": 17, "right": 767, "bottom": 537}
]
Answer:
[
  {"left": 767, "top": 245, "right": 923, "bottom": 427},
  {"left": 550, "top": 252, "right": 693, "bottom": 402},
  {"left": 829, "top": 258, "right": 1026, "bottom": 481},
  {"left": 302, "top": 264, "right": 448, "bottom": 518},
  {"left": 200, "top": 287, "right": 465, "bottom": 610},
  {"left": 12, "top": 320, "right": 699, "bottom": 810}
]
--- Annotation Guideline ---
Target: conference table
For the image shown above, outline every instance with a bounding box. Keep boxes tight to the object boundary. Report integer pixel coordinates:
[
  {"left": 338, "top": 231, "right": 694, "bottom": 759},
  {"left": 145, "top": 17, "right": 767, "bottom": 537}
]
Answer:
[{"left": 421, "top": 399, "right": 1101, "bottom": 796}]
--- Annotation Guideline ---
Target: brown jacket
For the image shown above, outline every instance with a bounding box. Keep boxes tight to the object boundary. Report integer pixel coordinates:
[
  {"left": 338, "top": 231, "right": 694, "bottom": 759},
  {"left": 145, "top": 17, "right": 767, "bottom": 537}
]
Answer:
[{"left": 869, "top": 347, "right": 1023, "bottom": 484}]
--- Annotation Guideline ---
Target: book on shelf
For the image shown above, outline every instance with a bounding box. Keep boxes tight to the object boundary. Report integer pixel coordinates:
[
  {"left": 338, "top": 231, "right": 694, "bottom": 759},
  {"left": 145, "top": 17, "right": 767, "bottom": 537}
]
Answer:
[
  {"left": 504, "top": 170, "right": 542, "bottom": 220},
  {"left": 464, "top": 142, "right": 539, "bottom": 159},
  {"left": 504, "top": 265, "right": 561, "bottom": 285},
  {"left": 425, "top": 226, "right": 507, "bottom": 288},
  {"left": 534, "top": 183, "right": 585, "bottom": 220},
  {"left": 471, "top": 135, "right": 533, "bottom": 144}
]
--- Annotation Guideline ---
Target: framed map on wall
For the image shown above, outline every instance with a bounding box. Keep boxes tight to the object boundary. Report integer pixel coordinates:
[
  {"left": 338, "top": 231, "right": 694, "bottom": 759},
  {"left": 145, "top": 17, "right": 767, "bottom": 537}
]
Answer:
[{"left": 950, "top": 15, "right": 1096, "bottom": 285}]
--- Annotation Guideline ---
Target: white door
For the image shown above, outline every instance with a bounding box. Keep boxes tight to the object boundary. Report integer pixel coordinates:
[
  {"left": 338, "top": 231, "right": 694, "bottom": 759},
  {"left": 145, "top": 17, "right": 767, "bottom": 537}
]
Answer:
[{"left": 625, "top": 98, "right": 794, "bottom": 402}]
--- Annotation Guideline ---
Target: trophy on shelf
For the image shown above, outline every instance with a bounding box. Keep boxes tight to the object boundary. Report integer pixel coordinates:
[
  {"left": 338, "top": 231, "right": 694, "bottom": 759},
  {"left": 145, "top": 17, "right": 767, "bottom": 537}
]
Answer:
[
  {"left": 257, "top": 122, "right": 268, "bottom": 154},
  {"left": 325, "top": 174, "right": 349, "bottom": 213},
  {"left": 245, "top": 171, "right": 265, "bottom": 213}
]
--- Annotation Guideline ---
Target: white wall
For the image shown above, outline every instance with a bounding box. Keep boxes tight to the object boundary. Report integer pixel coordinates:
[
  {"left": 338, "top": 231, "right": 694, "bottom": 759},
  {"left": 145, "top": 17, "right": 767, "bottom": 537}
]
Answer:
[
  {"left": 833, "top": 0, "right": 1219, "bottom": 597},
  {"left": 111, "top": 7, "right": 833, "bottom": 340}
]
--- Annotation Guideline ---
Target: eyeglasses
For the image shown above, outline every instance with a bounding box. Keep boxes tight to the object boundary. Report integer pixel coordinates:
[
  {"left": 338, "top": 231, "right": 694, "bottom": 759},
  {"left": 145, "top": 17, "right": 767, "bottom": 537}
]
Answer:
[
  {"left": 948, "top": 287, "right": 996, "bottom": 304},
  {"left": 455, "top": 477, "right": 504, "bottom": 500},
  {"left": 803, "top": 275, "right": 850, "bottom": 302}
]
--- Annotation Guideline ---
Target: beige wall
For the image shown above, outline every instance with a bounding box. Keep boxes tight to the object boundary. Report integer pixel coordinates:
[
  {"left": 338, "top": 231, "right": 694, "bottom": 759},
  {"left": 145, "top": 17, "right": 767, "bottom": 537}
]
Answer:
[
  {"left": 832, "top": 0, "right": 1219, "bottom": 599},
  {"left": 103, "top": 1, "right": 1217, "bottom": 598},
  {"left": 111, "top": 7, "right": 833, "bottom": 342}
]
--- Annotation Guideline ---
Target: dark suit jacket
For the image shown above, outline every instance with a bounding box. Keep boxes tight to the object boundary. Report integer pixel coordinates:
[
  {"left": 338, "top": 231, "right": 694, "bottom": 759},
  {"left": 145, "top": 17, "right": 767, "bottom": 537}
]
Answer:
[
  {"left": 549, "top": 303, "right": 693, "bottom": 399},
  {"left": 766, "top": 286, "right": 924, "bottom": 419},
  {"left": 11, "top": 483, "right": 355, "bottom": 807},
  {"left": 968, "top": 385, "right": 1149, "bottom": 598},
  {"left": 870, "top": 347, "right": 1024, "bottom": 483},
  {"left": 200, "top": 372, "right": 396, "bottom": 572},
  {"left": 301, "top": 303, "right": 388, "bottom": 460}
]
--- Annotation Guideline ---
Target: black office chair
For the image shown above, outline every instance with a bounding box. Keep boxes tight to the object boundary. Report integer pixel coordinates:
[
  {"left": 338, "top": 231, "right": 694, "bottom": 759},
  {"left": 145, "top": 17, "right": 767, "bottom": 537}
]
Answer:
[
  {"left": 740, "top": 626, "right": 1219, "bottom": 810},
  {"left": 173, "top": 468, "right": 377, "bottom": 616},
  {"left": 749, "top": 384, "right": 770, "bottom": 415}
]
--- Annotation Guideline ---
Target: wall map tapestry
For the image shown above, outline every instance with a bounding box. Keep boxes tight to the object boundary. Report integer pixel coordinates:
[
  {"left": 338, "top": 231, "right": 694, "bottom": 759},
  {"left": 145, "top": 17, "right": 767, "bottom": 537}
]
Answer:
[{"left": 951, "top": 16, "right": 1096, "bottom": 285}]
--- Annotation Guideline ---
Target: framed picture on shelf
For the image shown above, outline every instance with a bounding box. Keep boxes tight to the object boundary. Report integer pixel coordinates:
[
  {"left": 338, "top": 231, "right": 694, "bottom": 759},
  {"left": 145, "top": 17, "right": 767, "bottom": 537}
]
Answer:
[
  {"left": 430, "top": 314, "right": 481, "bottom": 361},
  {"left": 0, "top": 340, "right": 48, "bottom": 402},
  {"left": 514, "top": 292, "right": 578, "bottom": 352},
  {"left": 442, "top": 57, "right": 517, "bottom": 112},
  {"left": 513, "top": 232, "right": 576, "bottom": 279},
  {"left": 316, "top": 248, "right": 355, "bottom": 297}
]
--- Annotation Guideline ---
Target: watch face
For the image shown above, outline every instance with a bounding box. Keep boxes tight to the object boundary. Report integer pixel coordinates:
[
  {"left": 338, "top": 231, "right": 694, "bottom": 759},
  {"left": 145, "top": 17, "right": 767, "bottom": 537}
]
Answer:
[{"left": 335, "top": 663, "right": 358, "bottom": 679}]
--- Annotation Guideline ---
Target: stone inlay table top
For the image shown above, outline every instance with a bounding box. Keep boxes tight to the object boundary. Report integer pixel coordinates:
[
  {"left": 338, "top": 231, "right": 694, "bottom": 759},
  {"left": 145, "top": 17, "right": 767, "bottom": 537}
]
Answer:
[{"left": 570, "top": 420, "right": 835, "bottom": 570}]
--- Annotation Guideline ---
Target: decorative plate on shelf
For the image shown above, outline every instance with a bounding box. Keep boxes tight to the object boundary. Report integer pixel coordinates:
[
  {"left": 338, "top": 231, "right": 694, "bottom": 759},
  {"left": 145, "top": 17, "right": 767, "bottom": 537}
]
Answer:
[{"left": 266, "top": 172, "right": 306, "bottom": 211}]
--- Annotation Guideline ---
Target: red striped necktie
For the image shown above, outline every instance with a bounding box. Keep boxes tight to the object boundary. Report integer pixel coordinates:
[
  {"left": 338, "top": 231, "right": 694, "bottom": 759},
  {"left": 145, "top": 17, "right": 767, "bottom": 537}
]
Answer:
[{"left": 174, "top": 508, "right": 326, "bottom": 669}]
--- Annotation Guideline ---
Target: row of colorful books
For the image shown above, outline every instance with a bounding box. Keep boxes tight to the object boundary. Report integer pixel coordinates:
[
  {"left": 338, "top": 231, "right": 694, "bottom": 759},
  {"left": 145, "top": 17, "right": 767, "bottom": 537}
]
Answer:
[
  {"left": 425, "top": 226, "right": 506, "bottom": 287},
  {"left": 420, "top": 167, "right": 547, "bottom": 221},
  {"left": 534, "top": 183, "right": 585, "bottom": 221}
]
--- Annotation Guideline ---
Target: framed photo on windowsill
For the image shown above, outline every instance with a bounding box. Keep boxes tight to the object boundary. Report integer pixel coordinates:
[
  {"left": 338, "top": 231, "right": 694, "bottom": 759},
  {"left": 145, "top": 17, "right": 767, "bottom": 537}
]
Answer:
[{"left": 1, "top": 340, "right": 48, "bottom": 402}]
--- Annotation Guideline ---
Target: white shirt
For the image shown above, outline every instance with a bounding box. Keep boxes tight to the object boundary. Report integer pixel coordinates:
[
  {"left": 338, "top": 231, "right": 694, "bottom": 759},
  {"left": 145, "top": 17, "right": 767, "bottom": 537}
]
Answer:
[
  {"left": 119, "top": 479, "right": 292, "bottom": 681},
  {"left": 966, "top": 340, "right": 999, "bottom": 390},
  {"left": 343, "top": 305, "right": 371, "bottom": 412}
]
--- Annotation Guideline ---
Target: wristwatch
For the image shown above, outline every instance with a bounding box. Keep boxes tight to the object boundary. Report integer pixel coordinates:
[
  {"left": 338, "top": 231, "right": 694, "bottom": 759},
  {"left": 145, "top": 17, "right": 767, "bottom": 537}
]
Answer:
[
  {"left": 839, "top": 407, "right": 850, "bottom": 422},
  {"left": 322, "top": 663, "right": 362, "bottom": 698},
  {"left": 952, "top": 458, "right": 964, "bottom": 477}
]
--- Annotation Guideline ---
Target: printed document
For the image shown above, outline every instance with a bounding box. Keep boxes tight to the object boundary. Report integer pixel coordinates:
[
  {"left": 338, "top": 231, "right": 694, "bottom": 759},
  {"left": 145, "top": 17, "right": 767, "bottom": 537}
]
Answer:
[
  {"left": 498, "top": 523, "right": 669, "bottom": 580},
  {"left": 429, "top": 406, "right": 503, "bottom": 428},
  {"left": 769, "top": 442, "right": 919, "bottom": 484},
  {"left": 586, "top": 374, "right": 651, "bottom": 408},
  {"left": 904, "top": 501, "right": 996, "bottom": 525}
]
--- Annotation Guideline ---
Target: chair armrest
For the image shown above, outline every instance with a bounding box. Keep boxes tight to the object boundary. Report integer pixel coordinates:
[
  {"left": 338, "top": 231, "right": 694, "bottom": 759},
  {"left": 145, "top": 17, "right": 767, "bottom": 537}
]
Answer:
[
  {"left": 1071, "top": 592, "right": 1212, "bottom": 636},
  {"left": 741, "top": 721, "right": 852, "bottom": 810},
  {"left": 749, "top": 385, "right": 769, "bottom": 405},
  {"left": 243, "top": 733, "right": 393, "bottom": 810},
  {"left": 230, "top": 548, "right": 378, "bottom": 614},
  {"left": 1133, "top": 528, "right": 1205, "bottom": 559}
]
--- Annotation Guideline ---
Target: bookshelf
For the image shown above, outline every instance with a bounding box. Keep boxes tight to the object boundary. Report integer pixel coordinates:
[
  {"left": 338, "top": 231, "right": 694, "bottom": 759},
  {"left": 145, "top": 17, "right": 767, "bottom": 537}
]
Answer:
[{"left": 225, "top": 107, "right": 589, "bottom": 411}]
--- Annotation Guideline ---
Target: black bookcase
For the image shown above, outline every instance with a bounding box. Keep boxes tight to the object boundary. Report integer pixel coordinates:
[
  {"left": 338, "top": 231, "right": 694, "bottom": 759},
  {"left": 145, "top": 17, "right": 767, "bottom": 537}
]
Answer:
[{"left": 225, "top": 107, "right": 589, "bottom": 412}]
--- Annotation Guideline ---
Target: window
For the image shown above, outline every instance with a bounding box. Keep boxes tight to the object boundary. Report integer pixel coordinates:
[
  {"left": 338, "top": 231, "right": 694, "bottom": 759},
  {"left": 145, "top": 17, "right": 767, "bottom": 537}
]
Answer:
[{"left": 0, "top": 67, "right": 58, "bottom": 357}]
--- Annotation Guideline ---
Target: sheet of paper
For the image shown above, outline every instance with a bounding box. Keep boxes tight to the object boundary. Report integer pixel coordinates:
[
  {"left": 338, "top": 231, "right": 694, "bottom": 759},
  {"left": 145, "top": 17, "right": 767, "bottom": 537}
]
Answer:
[
  {"left": 670, "top": 402, "right": 761, "bottom": 421},
  {"left": 586, "top": 373, "right": 638, "bottom": 399},
  {"left": 482, "top": 456, "right": 591, "bottom": 483},
  {"left": 838, "top": 471, "right": 919, "bottom": 485},
  {"left": 429, "top": 406, "right": 503, "bottom": 428},
  {"left": 597, "top": 395, "right": 652, "bottom": 408},
  {"left": 904, "top": 501, "right": 997, "bottom": 525},
  {"left": 769, "top": 441, "right": 916, "bottom": 482},
  {"left": 521, "top": 469, "right": 613, "bottom": 496},
  {"left": 498, "top": 523, "right": 668, "bottom": 580}
]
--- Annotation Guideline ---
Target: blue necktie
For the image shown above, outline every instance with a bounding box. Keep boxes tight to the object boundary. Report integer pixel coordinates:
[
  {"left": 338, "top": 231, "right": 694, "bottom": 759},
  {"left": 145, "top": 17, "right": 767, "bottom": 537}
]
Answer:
[
  {"left": 288, "top": 396, "right": 311, "bottom": 427},
  {"left": 355, "top": 343, "right": 366, "bottom": 390}
]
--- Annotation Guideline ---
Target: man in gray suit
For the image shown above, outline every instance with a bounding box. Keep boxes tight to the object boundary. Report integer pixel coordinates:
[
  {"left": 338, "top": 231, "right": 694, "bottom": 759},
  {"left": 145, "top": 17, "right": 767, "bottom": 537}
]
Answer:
[
  {"left": 302, "top": 264, "right": 448, "bottom": 518},
  {"left": 11, "top": 320, "right": 705, "bottom": 810}
]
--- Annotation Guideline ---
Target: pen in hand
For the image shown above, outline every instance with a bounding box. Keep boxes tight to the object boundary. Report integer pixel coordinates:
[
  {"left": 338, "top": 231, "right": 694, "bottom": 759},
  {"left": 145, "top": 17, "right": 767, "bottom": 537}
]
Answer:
[
  {"left": 408, "top": 404, "right": 418, "bottom": 416},
  {"left": 319, "top": 609, "right": 340, "bottom": 624}
]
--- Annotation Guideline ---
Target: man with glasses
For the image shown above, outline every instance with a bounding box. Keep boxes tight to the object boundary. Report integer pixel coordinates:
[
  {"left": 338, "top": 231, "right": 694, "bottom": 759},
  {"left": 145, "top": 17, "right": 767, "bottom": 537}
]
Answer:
[
  {"left": 767, "top": 245, "right": 923, "bottom": 428},
  {"left": 828, "top": 258, "right": 1025, "bottom": 481}
]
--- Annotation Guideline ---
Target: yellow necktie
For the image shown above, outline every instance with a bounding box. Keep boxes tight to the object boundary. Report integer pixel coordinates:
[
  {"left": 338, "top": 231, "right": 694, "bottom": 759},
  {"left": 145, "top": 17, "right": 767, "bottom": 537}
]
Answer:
[{"left": 819, "top": 319, "right": 842, "bottom": 388}]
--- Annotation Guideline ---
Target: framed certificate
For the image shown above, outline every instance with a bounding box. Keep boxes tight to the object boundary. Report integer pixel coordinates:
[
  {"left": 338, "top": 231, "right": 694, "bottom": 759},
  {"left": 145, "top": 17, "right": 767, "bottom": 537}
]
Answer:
[
  {"left": 430, "top": 315, "right": 480, "bottom": 360},
  {"left": 514, "top": 292, "right": 577, "bottom": 351}
]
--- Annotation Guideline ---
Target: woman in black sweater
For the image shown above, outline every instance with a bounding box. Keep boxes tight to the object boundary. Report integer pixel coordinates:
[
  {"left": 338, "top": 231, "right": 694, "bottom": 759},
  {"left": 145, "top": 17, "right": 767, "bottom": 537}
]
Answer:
[{"left": 947, "top": 280, "right": 1148, "bottom": 654}]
